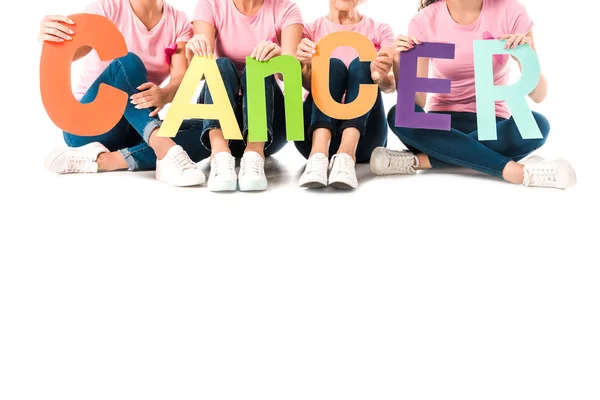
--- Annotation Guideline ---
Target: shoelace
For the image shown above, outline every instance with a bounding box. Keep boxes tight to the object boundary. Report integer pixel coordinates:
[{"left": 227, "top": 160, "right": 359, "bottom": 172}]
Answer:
[
  {"left": 307, "top": 156, "right": 328, "bottom": 174},
  {"left": 213, "top": 156, "right": 235, "bottom": 177},
  {"left": 387, "top": 151, "right": 416, "bottom": 174},
  {"left": 524, "top": 166, "right": 557, "bottom": 186},
  {"left": 241, "top": 156, "right": 262, "bottom": 175},
  {"left": 332, "top": 155, "right": 353, "bottom": 176},
  {"left": 66, "top": 156, "right": 93, "bottom": 173},
  {"left": 172, "top": 151, "right": 197, "bottom": 172}
]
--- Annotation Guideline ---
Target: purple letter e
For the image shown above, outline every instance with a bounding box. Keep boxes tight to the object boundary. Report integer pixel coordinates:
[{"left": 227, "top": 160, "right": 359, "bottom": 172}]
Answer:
[{"left": 395, "top": 42, "right": 455, "bottom": 131}]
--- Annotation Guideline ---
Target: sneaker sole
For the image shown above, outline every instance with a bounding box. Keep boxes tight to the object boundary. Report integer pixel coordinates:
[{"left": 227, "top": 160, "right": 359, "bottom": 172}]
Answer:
[
  {"left": 369, "top": 147, "right": 387, "bottom": 175},
  {"left": 329, "top": 179, "right": 357, "bottom": 190},
  {"left": 299, "top": 180, "right": 327, "bottom": 189},
  {"left": 558, "top": 158, "right": 577, "bottom": 189},
  {"left": 156, "top": 172, "right": 206, "bottom": 187},
  {"left": 45, "top": 152, "right": 69, "bottom": 173},
  {"left": 208, "top": 180, "right": 238, "bottom": 192},
  {"left": 298, "top": 175, "right": 328, "bottom": 189},
  {"left": 44, "top": 153, "right": 98, "bottom": 174},
  {"left": 239, "top": 180, "right": 268, "bottom": 192},
  {"left": 44, "top": 143, "right": 108, "bottom": 174}
]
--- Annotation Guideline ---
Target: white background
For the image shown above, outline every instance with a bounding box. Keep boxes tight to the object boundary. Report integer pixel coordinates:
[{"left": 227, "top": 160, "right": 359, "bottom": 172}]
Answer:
[{"left": 1, "top": 1, "right": 599, "bottom": 399}]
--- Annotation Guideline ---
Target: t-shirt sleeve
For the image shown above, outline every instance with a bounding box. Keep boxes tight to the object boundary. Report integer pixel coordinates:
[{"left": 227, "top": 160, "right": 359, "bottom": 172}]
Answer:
[
  {"left": 84, "top": 0, "right": 113, "bottom": 19},
  {"left": 175, "top": 12, "right": 194, "bottom": 43},
  {"left": 408, "top": 18, "right": 425, "bottom": 40},
  {"left": 280, "top": 2, "right": 303, "bottom": 30},
  {"left": 194, "top": 0, "right": 216, "bottom": 26},
  {"left": 507, "top": 0, "right": 534, "bottom": 34},
  {"left": 378, "top": 23, "right": 396, "bottom": 49}
]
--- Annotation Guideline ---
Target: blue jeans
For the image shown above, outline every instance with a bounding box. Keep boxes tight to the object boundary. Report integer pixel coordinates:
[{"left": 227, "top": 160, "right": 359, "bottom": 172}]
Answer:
[
  {"left": 387, "top": 104, "right": 550, "bottom": 177},
  {"left": 200, "top": 57, "right": 288, "bottom": 157},
  {"left": 63, "top": 52, "right": 209, "bottom": 170},
  {"left": 295, "top": 58, "right": 388, "bottom": 164}
]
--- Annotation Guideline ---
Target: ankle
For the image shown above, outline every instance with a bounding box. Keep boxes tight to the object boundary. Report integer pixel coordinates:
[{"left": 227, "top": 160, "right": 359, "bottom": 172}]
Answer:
[
  {"left": 97, "top": 152, "right": 127, "bottom": 171},
  {"left": 502, "top": 161, "right": 525, "bottom": 184},
  {"left": 336, "top": 150, "right": 356, "bottom": 163},
  {"left": 209, "top": 129, "right": 229, "bottom": 153},
  {"left": 416, "top": 153, "right": 431, "bottom": 170},
  {"left": 210, "top": 148, "right": 232, "bottom": 161},
  {"left": 309, "top": 150, "right": 329, "bottom": 158},
  {"left": 311, "top": 129, "right": 332, "bottom": 154},
  {"left": 245, "top": 149, "right": 265, "bottom": 159},
  {"left": 148, "top": 132, "right": 176, "bottom": 160}
]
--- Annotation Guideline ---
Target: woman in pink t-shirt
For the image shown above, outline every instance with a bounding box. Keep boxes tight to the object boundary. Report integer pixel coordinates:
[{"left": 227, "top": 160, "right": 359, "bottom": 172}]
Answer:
[
  {"left": 294, "top": 0, "right": 396, "bottom": 190},
  {"left": 371, "top": 0, "right": 576, "bottom": 189},
  {"left": 187, "top": 0, "right": 303, "bottom": 192},
  {"left": 41, "top": 0, "right": 208, "bottom": 187}
]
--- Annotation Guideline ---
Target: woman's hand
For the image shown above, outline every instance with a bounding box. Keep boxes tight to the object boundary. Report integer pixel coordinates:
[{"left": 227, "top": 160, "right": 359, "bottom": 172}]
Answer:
[
  {"left": 499, "top": 33, "right": 534, "bottom": 50},
  {"left": 38, "top": 15, "right": 75, "bottom": 43},
  {"left": 251, "top": 40, "right": 281, "bottom": 62},
  {"left": 130, "top": 83, "right": 169, "bottom": 117},
  {"left": 395, "top": 34, "right": 422, "bottom": 53},
  {"left": 370, "top": 51, "right": 393, "bottom": 84},
  {"left": 186, "top": 34, "right": 213, "bottom": 59},
  {"left": 296, "top": 38, "right": 316, "bottom": 66}
]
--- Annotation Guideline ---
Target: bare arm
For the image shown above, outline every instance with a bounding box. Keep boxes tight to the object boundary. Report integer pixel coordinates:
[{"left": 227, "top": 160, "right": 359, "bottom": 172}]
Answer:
[
  {"left": 278, "top": 23, "right": 303, "bottom": 81},
  {"left": 281, "top": 24, "right": 303, "bottom": 57},
  {"left": 163, "top": 42, "right": 189, "bottom": 103},
  {"left": 249, "top": 23, "right": 303, "bottom": 81},
  {"left": 301, "top": 64, "right": 312, "bottom": 90},
  {"left": 296, "top": 38, "right": 316, "bottom": 90},
  {"left": 130, "top": 42, "right": 191, "bottom": 117},
  {"left": 522, "top": 31, "right": 547, "bottom": 103},
  {"left": 374, "top": 46, "right": 396, "bottom": 94},
  {"left": 188, "top": 20, "right": 217, "bottom": 59}
]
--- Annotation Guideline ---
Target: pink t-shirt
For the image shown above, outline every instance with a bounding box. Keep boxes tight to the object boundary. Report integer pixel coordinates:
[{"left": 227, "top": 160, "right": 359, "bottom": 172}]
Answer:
[
  {"left": 409, "top": 0, "right": 534, "bottom": 118},
  {"left": 75, "top": 0, "right": 193, "bottom": 99},
  {"left": 194, "top": 0, "right": 303, "bottom": 71},
  {"left": 303, "top": 15, "right": 396, "bottom": 67}
]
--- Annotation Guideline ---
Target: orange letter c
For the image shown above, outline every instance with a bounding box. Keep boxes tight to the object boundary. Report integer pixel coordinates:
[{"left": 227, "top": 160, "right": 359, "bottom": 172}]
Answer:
[
  {"left": 311, "top": 31, "right": 378, "bottom": 120},
  {"left": 40, "top": 13, "right": 128, "bottom": 136}
]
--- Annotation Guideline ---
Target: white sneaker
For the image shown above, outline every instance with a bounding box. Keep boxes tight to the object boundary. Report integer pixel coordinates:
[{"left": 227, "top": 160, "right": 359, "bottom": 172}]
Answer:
[
  {"left": 298, "top": 153, "right": 329, "bottom": 188},
  {"left": 522, "top": 155, "right": 545, "bottom": 163},
  {"left": 522, "top": 158, "right": 577, "bottom": 189},
  {"left": 208, "top": 152, "right": 237, "bottom": 192},
  {"left": 239, "top": 151, "right": 267, "bottom": 192},
  {"left": 44, "top": 142, "right": 108, "bottom": 174},
  {"left": 155, "top": 145, "right": 205, "bottom": 187},
  {"left": 328, "top": 153, "right": 358, "bottom": 190},
  {"left": 370, "top": 147, "right": 417, "bottom": 175}
]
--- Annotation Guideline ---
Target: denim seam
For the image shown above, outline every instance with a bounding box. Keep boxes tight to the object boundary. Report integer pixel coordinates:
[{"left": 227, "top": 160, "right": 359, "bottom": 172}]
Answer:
[
  {"left": 116, "top": 57, "right": 161, "bottom": 142},
  {"left": 118, "top": 148, "right": 139, "bottom": 171},
  {"left": 338, "top": 120, "right": 366, "bottom": 138},
  {"left": 512, "top": 142, "right": 546, "bottom": 161},
  {"left": 263, "top": 127, "right": 274, "bottom": 150},
  {"left": 199, "top": 126, "right": 215, "bottom": 151},
  {"left": 128, "top": 146, "right": 151, "bottom": 156},
  {"left": 116, "top": 58, "right": 139, "bottom": 100},
  {"left": 142, "top": 120, "right": 162, "bottom": 142},
  {"left": 308, "top": 121, "right": 337, "bottom": 137}
]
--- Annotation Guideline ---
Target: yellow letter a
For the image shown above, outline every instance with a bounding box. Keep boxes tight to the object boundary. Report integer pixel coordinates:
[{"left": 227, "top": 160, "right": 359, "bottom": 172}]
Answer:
[{"left": 159, "top": 56, "right": 242, "bottom": 140}]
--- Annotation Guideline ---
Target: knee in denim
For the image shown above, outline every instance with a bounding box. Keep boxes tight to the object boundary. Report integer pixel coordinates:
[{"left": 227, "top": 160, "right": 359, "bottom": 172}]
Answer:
[{"left": 115, "top": 52, "right": 145, "bottom": 74}]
